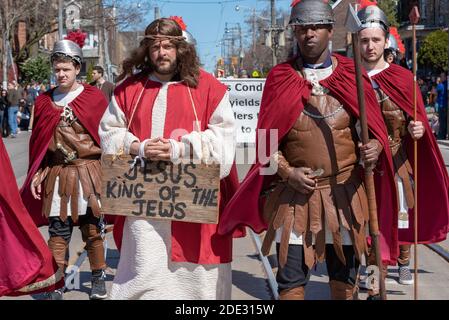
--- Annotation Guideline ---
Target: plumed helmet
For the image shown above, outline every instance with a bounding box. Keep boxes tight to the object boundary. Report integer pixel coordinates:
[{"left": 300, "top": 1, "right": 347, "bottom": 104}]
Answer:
[
  {"left": 386, "top": 33, "right": 398, "bottom": 51},
  {"left": 182, "top": 30, "right": 197, "bottom": 46},
  {"left": 289, "top": 0, "right": 335, "bottom": 26},
  {"left": 51, "top": 39, "right": 83, "bottom": 65},
  {"left": 357, "top": 5, "right": 389, "bottom": 33}
]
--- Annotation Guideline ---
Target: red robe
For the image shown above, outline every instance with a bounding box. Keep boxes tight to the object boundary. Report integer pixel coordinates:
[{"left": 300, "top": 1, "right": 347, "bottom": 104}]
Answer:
[
  {"left": 373, "top": 63, "right": 449, "bottom": 244},
  {"left": 20, "top": 84, "right": 109, "bottom": 227},
  {"left": 0, "top": 138, "right": 63, "bottom": 296},
  {"left": 111, "top": 69, "right": 241, "bottom": 264},
  {"left": 218, "top": 54, "right": 400, "bottom": 265}
]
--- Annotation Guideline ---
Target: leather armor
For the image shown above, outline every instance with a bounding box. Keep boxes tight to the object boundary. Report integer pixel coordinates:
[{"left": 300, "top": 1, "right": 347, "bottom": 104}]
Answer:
[{"left": 36, "top": 105, "right": 102, "bottom": 222}]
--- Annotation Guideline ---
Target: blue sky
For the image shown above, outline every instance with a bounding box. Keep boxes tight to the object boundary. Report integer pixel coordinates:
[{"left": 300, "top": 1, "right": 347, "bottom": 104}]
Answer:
[{"left": 145, "top": 0, "right": 293, "bottom": 73}]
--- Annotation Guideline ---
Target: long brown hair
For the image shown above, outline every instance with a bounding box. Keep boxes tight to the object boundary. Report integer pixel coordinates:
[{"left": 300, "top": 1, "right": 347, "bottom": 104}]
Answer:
[{"left": 117, "top": 18, "right": 200, "bottom": 87}]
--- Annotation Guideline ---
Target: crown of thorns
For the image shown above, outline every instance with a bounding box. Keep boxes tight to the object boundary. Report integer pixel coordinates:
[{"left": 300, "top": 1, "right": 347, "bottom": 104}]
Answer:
[{"left": 144, "top": 34, "right": 186, "bottom": 41}]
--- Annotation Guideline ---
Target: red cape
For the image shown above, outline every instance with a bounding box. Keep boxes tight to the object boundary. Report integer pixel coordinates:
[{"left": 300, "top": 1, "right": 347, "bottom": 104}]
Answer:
[
  {"left": 0, "top": 138, "right": 63, "bottom": 296},
  {"left": 111, "top": 70, "right": 243, "bottom": 264},
  {"left": 373, "top": 63, "right": 449, "bottom": 244},
  {"left": 20, "top": 84, "right": 109, "bottom": 227},
  {"left": 218, "top": 54, "right": 399, "bottom": 264}
]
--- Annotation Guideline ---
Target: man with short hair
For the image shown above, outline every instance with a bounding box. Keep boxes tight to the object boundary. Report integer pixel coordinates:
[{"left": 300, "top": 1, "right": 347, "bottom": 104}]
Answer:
[
  {"left": 6, "top": 82, "right": 23, "bottom": 138},
  {"left": 21, "top": 39, "right": 109, "bottom": 300},
  {"left": 358, "top": 4, "right": 449, "bottom": 297},
  {"left": 99, "top": 17, "right": 238, "bottom": 299},
  {"left": 219, "top": 0, "right": 398, "bottom": 300},
  {"left": 90, "top": 65, "right": 115, "bottom": 103}
]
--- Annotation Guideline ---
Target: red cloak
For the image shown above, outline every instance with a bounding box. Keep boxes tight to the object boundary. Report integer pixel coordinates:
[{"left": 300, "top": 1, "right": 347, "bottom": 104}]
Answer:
[
  {"left": 218, "top": 54, "right": 400, "bottom": 265},
  {"left": 20, "top": 84, "right": 109, "bottom": 227},
  {"left": 111, "top": 69, "right": 241, "bottom": 264},
  {"left": 372, "top": 63, "right": 449, "bottom": 244},
  {"left": 0, "top": 138, "right": 63, "bottom": 296}
]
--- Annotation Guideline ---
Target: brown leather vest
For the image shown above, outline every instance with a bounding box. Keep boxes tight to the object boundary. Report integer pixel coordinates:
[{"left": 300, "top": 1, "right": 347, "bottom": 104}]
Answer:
[
  {"left": 281, "top": 93, "right": 359, "bottom": 178},
  {"left": 375, "top": 88, "right": 414, "bottom": 208},
  {"left": 40, "top": 105, "right": 102, "bottom": 222},
  {"left": 375, "top": 88, "right": 408, "bottom": 155},
  {"left": 47, "top": 118, "right": 102, "bottom": 164}
]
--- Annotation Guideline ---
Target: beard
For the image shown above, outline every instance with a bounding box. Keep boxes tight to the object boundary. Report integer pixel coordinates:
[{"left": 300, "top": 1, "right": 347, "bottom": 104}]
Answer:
[{"left": 151, "top": 58, "right": 177, "bottom": 75}]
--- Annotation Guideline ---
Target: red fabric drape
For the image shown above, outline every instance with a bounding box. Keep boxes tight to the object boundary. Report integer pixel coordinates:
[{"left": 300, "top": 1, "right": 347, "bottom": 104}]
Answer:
[{"left": 0, "top": 139, "right": 63, "bottom": 296}]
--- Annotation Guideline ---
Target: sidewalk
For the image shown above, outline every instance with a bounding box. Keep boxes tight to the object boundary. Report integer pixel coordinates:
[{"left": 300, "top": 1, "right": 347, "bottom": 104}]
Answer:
[{"left": 437, "top": 139, "right": 449, "bottom": 147}]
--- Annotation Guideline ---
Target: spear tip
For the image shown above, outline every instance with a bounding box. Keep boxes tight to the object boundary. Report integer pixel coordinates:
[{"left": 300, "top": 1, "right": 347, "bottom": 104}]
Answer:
[{"left": 409, "top": 6, "right": 420, "bottom": 25}]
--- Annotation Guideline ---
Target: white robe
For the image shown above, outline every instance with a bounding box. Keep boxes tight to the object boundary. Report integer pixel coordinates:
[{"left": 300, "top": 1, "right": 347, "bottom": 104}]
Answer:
[{"left": 99, "top": 76, "right": 236, "bottom": 300}]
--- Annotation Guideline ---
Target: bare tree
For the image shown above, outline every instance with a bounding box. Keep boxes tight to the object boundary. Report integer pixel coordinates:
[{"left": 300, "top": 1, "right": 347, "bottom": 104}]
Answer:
[
  {"left": 14, "top": 1, "right": 59, "bottom": 63},
  {"left": 1, "top": 0, "right": 58, "bottom": 85},
  {"left": 78, "top": 0, "right": 152, "bottom": 78},
  {"left": 1, "top": 0, "right": 33, "bottom": 85}
]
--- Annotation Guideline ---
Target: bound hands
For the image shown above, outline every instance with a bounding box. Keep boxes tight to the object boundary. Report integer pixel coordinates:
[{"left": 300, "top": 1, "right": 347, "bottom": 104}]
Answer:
[
  {"left": 408, "top": 120, "right": 425, "bottom": 140},
  {"left": 140, "top": 137, "right": 184, "bottom": 161}
]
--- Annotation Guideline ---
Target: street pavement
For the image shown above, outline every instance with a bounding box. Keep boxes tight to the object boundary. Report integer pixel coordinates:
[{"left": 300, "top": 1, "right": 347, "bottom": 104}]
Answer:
[{"left": 2, "top": 132, "right": 449, "bottom": 300}]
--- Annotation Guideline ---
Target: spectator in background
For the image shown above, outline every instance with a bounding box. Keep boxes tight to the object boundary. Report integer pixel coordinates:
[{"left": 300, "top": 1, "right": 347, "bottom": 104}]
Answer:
[
  {"left": 437, "top": 73, "right": 448, "bottom": 139},
  {"left": 239, "top": 69, "right": 249, "bottom": 78},
  {"left": 6, "top": 82, "right": 24, "bottom": 138},
  {"left": 90, "top": 66, "right": 115, "bottom": 103},
  {"left": 418, "top": 78, "right": 428, "bottom": 104},
  {"left": 39, "top": 84, "right": 47, "bottom": 95},
  {"left": 27, "top": 82, "right": 41, "bottom": 130},
  {"left": 0, "top": 89, "right": 8, "bottom": 137},
  {"left": 429, "top": 82, "right": 438, "bottom": 108}
]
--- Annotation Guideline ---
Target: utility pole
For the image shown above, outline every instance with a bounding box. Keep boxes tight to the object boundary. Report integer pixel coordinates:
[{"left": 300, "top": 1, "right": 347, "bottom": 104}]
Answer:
[
  {"left": 238, "top": 23, "right": 243, "bottom": 72},
  {"left": 230, "top": 24, "right": 235, "bottom": 75},
  {"left": 270, "top": 0, "right": 277, "bottom": 67},
  {"left": 2, "top": 0, "right": 10, "bottom": 88},
  {"left": 154, "top": 7, "right": 160, "bottom": 20},
  {"left": 102, "top": 1, "right": 112, "bottom": 81},
  {"left": 58, "top": 0, "right": 64, "bottom": 40},
  {"left": 96, "top": 0, "right": 105, "bottom": 68},
  {"left": 252, "top": 8, "right": 257, "bottom": 64}
]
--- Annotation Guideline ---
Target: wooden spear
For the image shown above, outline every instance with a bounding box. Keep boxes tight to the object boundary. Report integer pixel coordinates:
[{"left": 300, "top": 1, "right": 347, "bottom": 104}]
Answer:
[
  {"left": 409, "top": 5, "right": 420, "bottom": 301},
  {"left": 345, "top": 4, "right": 386, "bottom": 300}
]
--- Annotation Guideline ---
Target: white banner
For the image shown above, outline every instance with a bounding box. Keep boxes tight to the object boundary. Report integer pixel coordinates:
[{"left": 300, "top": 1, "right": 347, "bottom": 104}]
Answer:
[{"left": 220, "top": 79, "right": 266, "bottom": 144}]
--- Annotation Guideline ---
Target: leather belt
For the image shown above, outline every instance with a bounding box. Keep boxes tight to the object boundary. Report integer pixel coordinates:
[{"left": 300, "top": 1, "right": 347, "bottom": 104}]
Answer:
[{"left": 314, "top": 166, "right": 361, "bottom": 189}]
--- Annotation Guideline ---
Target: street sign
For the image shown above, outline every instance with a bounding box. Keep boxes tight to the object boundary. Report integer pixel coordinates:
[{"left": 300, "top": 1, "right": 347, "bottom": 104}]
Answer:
[
  {"left": 252, "top": 70, "right": 261, "bottom": 78},
  {"left": 406, "top": 25, "right": 425, "bottom": 30},
  {"left": 220, "top": 78, "right": 265, "bottom": 144}
]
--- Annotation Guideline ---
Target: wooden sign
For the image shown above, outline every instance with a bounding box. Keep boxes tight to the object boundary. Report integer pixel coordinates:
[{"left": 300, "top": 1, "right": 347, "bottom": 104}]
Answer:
[{"left": 100, "top": 154, "right": 220, "bottom": 224}]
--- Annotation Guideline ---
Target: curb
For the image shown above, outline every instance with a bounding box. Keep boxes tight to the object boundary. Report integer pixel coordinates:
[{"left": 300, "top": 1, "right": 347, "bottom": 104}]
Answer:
[{"left": 437, "top": 140, "right": 449, "bottom": 147}]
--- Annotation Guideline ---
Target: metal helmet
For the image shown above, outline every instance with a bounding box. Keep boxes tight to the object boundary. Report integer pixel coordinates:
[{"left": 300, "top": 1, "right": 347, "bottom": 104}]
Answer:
[
  {"left": 182, "top": 30, "right": 197, "bottom": 46},
  {"left": 384, "top": 33, "right": 398, "bottom": 62},
  {"left": 289, "top": 0, "right": 335, "bottom": 26},
  {"left": 386, "top": 33, "right": 398, "bottom": 51},
  {"left": 51, "top": 39, "right": 83, "bottom": 65},
  {"left": 357, "top": 5, "right": 389, "bottom": 33}
]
